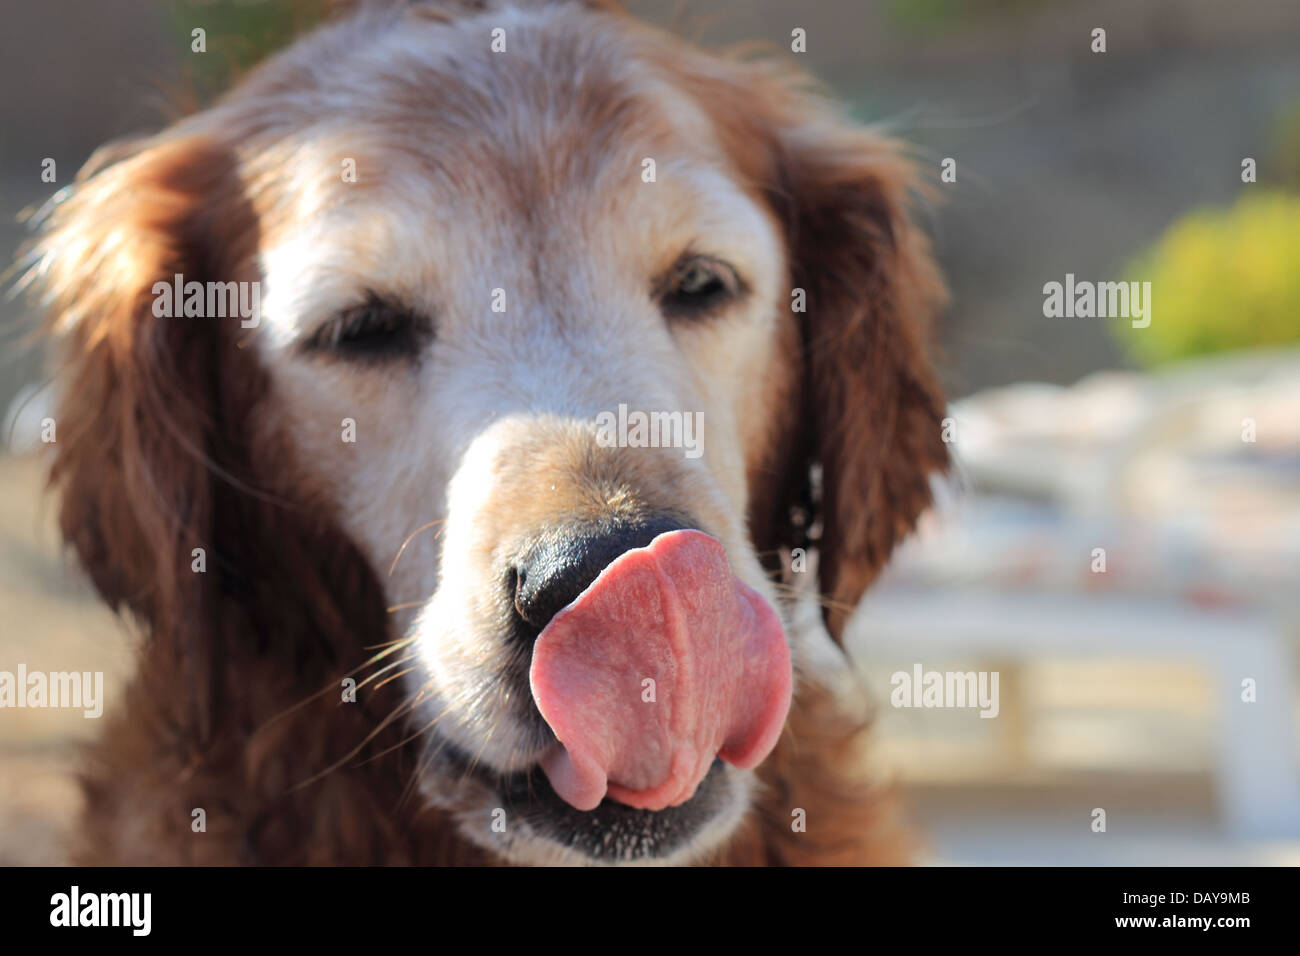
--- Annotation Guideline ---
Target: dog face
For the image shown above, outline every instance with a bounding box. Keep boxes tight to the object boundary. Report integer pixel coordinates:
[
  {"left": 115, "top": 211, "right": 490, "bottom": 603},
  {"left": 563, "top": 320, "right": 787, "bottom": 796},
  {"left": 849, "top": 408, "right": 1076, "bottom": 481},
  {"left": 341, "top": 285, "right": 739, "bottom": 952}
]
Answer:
[
  {"left": 250, "top": 3, "right": 799, "bottom": 865},
  {"left": 32, "top": 0, "right": 948, "bottom": 866}
]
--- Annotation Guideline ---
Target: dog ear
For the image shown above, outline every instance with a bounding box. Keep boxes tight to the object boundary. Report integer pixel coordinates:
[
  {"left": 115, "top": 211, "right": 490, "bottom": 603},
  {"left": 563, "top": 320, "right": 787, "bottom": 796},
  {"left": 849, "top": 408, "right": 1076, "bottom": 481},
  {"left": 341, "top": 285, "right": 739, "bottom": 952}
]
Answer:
[
  {"left": 775, "top": 118, "right": 949, "bottom": 641},
  {"left": 28, "top": 133, "right": 257, "bottom": 737},
  {"left": 682, "top": 63, "right": 949, "bottom": 644}
]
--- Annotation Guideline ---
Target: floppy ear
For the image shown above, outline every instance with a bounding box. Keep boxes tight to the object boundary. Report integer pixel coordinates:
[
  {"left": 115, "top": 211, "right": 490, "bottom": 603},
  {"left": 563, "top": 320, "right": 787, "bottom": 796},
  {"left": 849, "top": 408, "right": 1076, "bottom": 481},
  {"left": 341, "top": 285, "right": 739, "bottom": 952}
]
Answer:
[
  {"left": 694, "top": 81, "right": 946, "bottom": 644},
  {"left": 28, "top": 133, "right": 261, "bottom": 738},
  {"left": 778, "top": 120, "right": 949, "bottom": 641},
  {"left": 27, "top": 132, "right": 435, "bottom": 862},
  {"left": 664, "top": 54, "right": 949, "bottom": 642},
  {"left": 32, "top": 130, "right": 396, "bottom": 747}
]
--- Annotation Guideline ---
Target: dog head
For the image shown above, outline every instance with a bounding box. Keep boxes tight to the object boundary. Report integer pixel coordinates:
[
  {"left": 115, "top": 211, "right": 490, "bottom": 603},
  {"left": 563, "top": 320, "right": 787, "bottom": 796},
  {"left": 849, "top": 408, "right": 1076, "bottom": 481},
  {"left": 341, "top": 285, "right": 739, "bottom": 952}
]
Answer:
[{"left": 30, "top": 0, "right": 946, "bottom": 865}]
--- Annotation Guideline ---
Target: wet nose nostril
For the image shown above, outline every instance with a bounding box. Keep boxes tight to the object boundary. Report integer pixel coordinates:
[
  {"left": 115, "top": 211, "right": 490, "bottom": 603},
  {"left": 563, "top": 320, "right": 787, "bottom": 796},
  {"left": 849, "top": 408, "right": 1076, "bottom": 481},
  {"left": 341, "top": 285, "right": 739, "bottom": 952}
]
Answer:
[
  {"left": 510, "top": 567, "right": 546, "bottom": 630},
  {"left": 509, "top": 514, "right": 692, "bottom": 633}
]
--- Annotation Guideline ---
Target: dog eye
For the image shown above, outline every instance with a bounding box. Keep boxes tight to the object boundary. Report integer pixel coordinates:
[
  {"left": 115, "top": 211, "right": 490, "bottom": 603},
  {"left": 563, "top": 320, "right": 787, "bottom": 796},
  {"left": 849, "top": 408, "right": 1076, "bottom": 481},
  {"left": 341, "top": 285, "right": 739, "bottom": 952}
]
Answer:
[
  {"left": 658, "top": 256, "right": 742, "bottom": 319},
  {"left": 303, "top": 295, "right": 431, "bottom": 360}
]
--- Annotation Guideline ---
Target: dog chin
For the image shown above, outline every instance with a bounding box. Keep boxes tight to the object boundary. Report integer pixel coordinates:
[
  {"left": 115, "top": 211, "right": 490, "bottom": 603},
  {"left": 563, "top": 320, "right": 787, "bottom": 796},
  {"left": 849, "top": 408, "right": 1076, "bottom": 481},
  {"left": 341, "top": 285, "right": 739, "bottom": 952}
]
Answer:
[{"left": 418, "top": 749, "right": 755, "bottom": 866}]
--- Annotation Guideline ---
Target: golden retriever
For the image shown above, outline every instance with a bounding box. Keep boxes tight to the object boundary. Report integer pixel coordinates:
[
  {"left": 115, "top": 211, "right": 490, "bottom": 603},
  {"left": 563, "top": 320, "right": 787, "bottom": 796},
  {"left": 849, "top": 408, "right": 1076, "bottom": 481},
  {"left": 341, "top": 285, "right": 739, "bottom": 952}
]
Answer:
[{"left": 26, "top": 0, "right": 947, "bottom": 865}]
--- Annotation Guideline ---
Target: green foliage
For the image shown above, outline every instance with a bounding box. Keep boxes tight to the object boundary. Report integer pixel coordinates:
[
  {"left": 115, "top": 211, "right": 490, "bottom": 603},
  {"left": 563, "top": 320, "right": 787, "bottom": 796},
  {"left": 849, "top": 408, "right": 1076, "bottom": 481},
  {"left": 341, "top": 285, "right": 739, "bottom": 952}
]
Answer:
[
  {"left": 885, "top": 0, "right": 1051, "bottom": 33},
  {"left": 171, "top": 0, "right": 332, "bottom": 102},
  {"left": 1114, "top": 191, "right": 1300, "bottom": 367}
]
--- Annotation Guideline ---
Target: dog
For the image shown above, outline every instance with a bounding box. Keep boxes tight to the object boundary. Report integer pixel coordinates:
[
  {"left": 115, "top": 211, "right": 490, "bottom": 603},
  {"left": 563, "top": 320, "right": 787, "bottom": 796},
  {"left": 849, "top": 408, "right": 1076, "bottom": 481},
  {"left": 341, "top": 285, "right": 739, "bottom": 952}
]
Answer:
[{"left": 25, "top": 0, "right": 947, "bottom": 865}]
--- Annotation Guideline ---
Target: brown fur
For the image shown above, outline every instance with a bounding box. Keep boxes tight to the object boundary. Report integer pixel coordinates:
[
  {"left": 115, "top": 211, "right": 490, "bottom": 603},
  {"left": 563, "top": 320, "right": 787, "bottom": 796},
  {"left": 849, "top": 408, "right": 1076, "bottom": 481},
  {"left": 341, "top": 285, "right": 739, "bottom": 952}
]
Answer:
[{"left": 27, "top": 0, "right": 946, "bottom": 865}]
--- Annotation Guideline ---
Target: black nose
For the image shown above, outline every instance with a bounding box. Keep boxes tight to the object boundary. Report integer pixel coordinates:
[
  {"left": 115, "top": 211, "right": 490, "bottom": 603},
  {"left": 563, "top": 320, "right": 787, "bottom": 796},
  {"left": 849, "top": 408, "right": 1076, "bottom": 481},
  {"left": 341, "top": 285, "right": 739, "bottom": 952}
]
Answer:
[{"left": 511, "top": 514, "right": 691, "bottom": 631}]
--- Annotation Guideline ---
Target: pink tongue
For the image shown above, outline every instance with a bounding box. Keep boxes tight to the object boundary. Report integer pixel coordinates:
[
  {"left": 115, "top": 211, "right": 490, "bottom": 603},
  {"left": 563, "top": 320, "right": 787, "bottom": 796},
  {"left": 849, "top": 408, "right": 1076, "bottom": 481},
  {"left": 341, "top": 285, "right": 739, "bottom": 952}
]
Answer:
[{"left": 529, "top": 529, "right": 791, "bottom": 812}]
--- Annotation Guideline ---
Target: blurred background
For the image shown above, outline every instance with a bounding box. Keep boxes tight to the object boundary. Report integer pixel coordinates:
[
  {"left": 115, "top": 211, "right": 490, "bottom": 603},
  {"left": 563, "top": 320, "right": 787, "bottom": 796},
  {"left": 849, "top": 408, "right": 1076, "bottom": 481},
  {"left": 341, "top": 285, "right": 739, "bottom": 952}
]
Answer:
[{"left": 1, "top": 0, "right": 1298, "bottom": 865}]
